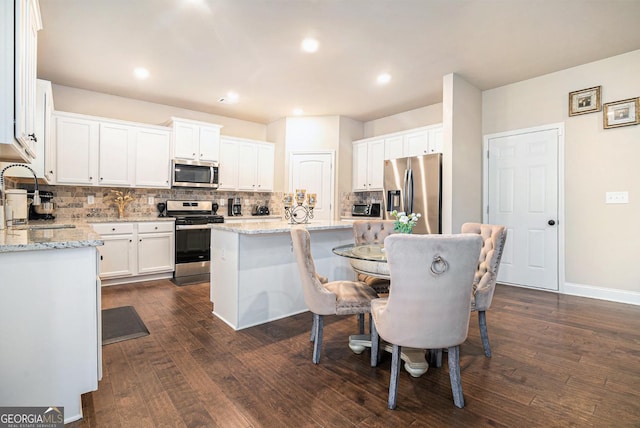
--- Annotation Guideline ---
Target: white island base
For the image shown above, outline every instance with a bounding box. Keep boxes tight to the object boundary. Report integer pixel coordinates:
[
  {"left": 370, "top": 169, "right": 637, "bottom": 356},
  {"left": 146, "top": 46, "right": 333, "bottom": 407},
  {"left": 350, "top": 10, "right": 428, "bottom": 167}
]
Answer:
[{"left": 210, "top": 222, "right": 355, "bottom": 330}]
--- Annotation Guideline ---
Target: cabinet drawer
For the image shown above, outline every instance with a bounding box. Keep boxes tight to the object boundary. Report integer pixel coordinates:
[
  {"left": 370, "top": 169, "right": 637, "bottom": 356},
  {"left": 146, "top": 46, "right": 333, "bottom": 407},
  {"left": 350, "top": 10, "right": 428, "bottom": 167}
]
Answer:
[
  {"left": 92, "top": 223, "right": 135, "bottom": 235},
  {"left": 138, "top": 222, "right": 174, "bottom": 234}
]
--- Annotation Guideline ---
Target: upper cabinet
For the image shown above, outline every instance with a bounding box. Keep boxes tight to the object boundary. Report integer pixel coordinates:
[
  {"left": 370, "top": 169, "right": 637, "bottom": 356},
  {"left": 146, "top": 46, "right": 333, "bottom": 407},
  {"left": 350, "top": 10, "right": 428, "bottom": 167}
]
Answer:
[
  {"left": 53, "top": 111, "right": 171, "bottom": 188},
  {"left": 0, "top": 0, "right": 42, "bottom": 162},
  {"left": 168, "top": 117, "right": 222, "bottom": 162},
  {"left": 383, "top": 124, "right": 443, "bottom": 160},
  {"left": 353, "top": 139, "right": 384, "bottom": 192},
  {"left": 219, "top": 136, "right": 274, "bottom": 192}
]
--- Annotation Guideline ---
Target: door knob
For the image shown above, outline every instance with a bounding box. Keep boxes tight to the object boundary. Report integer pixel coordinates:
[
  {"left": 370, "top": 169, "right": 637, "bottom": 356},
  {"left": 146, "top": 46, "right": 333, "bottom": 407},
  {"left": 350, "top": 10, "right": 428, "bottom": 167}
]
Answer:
[{"left": 548, "top": 220, "right": 556, "bottom": 226}]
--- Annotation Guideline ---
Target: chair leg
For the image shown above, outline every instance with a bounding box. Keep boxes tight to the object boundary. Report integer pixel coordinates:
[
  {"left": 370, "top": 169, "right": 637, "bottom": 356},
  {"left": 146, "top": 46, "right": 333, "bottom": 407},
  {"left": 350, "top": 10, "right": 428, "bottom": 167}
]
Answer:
[
  {"left": 371, "top": 319, "right": 379, "bottom": 367},
  {"left": 448, "top": 345, "right": 464, "bottom": 408},
  {"left": 369, "top": 313, "right": 373, "bottom": 334},
  {"left": 312, "top": 314, "right": 323, "bottom": 364},
  {"left": 388, "top": 344, "right": 402, "bottom": 410},
  {"left": 428, "top": 349, "right": 443, "bottom": 367},
  {"left": 310, "top": 314, "right": 317, "bottom": 342},
  {"left": 478, "top": 310, "right": 492, "bottom": 357},
  {"left": 358, "top": 313, "right": 365, "bottom": 334}
]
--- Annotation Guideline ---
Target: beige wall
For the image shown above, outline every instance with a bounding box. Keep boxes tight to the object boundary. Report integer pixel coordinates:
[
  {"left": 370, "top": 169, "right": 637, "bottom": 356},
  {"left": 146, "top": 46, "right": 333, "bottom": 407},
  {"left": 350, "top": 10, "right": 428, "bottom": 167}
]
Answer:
[
  {"left": 266, "top": 118, "right": 287, "bottom": 192},
  {"left": 442, "top": 73, "right": 483, "bottom": 234},
  {"left": 52, "top": 84, "right": 267, "bottom": 140},
  {"left": 338, "top": 117, "right": 364, "bottom": 201},
  {"left": 483, "top": 49, "right": 640, "bottom": 293},
  {"left": 363, "top": 103, "right": 443, "bottom": 137}
]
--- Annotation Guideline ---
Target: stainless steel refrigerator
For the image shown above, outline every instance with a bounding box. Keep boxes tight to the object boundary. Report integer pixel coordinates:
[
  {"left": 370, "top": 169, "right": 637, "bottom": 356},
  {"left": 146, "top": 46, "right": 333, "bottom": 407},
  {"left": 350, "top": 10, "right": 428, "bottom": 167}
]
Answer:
[{"left": 383, "top": 153, "right": 442, "bottom": 234}]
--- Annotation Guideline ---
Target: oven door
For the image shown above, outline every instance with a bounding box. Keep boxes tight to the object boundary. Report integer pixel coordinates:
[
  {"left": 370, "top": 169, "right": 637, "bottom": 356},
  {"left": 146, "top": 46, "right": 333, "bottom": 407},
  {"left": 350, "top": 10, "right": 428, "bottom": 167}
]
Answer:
[{"left": 174, "top": 225, "right": 211, "bottom": 279}]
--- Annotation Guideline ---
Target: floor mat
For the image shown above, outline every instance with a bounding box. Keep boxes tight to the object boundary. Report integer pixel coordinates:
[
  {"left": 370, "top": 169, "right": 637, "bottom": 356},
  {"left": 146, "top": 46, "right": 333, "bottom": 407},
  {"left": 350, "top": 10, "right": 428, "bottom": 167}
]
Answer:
[{"left": 102, "top": 306, "right": 149, "bottom": 345}]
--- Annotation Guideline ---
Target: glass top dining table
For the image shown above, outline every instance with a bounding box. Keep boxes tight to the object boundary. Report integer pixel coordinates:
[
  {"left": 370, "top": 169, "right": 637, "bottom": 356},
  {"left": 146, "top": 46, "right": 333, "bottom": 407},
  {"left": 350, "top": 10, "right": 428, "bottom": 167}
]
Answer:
[{"left": 332, "top": 243, "right": 390, "bottom": 279}]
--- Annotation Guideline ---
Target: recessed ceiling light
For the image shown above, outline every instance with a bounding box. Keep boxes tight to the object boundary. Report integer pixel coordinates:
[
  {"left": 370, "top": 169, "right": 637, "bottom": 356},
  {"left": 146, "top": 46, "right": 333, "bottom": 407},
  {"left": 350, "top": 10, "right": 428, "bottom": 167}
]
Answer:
[
  {"left": 293, "top": 108, "right": 304, "bottom": 116},
  {"left": 133, "top": 67, "right": 149, "bottom": 80},
  {"left": 377, "top": 73, "right": 392, "bottom": 85},
  {"left": 218, "top": 91, "right": 239, "bottom": 104},
  {"left": 301, "top": 38, "right": 319, "bottom": 53}
]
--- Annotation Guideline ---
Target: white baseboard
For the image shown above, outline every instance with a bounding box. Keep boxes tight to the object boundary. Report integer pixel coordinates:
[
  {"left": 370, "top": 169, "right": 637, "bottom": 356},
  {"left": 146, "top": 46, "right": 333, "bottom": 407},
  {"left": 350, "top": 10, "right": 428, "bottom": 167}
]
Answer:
[{"left": 563, "top": 282, "right": 640, "bottom": 306}]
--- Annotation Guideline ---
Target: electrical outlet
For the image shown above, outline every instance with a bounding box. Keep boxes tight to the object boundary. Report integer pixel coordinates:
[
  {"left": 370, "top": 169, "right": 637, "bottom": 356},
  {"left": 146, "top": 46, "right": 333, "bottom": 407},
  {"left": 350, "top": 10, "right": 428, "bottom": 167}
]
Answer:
[
  {"left": 87, "top": 195, "right": 95, "bottom": 205},
  {"left": 605, "top": 191, "right": 629, "bottom": 204},
  {"left": 148, "top": 196, "right": 154, "bottom": 205}
]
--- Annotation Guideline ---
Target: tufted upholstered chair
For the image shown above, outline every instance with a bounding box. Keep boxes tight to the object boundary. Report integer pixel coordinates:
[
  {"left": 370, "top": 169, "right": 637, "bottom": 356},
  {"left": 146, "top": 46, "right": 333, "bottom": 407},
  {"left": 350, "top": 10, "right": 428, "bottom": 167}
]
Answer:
[
  {"left": 352, "top": 220, "right": 397, "bottom": 294},
  {"left": 370, "top": 233, "right": 482, "bottom": 409},
  {"left": 461, "top": 222, "right": 508, "bottom": 358},
  {"left": 290, "top": 227, "right": 378, "bottom": 364}
]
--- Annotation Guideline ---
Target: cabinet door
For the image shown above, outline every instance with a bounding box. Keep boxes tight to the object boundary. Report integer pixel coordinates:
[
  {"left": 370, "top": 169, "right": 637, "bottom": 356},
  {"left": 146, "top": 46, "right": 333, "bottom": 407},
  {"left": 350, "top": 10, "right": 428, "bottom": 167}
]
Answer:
[
  {"left": 367, "top": 139, "right": 385, "bottom": 190},
  {"left": 13, "top": 0, "right": 40, "bottom": 157},
  {"left": 237, "top": 142, "right": 258, "bottom": 190},
  {"left": 135, "top": 127, "right": 170, "bottom": 188},
  {"left": 138, "top": 232, "right": 174, "bottom": 274},
  {"left": 97, "top": 235, "right": 136, "bottom": 279},
  {"left": 427, "top": 125, "right": 443, "bottom": 153},
  {"left": 55, "top": 115, "right": 99, "bottom": 185},
  {"left": 353, "top": 142, "right": 368, "bottom": 191},
  {"left": 384, "top": 135, "right": 404, "bottom": 160},
  {"left": 256, "top": 143, "right": 274, "bottom": 192},
  {"left": 198, "top": 126, "right": 220, "bottom": 162},
  {"left": 403, "top": 129, "right": 429, "bottom": 157},
  {"left": 173, "top": 122, "right": 198, "bottom": 160},
  {"left": 99, "top": 123, "right": 133, "bottom": 186},
  {"left": 218, "top": 138, "right": 239, "bottom": 190}
]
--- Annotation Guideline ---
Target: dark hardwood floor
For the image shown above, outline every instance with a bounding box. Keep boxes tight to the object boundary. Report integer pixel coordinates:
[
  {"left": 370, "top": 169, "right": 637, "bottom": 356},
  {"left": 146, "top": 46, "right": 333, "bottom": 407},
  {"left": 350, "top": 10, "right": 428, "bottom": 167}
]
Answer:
[{"left": 69, "top": 280, "right": 640, "bottom": 427}]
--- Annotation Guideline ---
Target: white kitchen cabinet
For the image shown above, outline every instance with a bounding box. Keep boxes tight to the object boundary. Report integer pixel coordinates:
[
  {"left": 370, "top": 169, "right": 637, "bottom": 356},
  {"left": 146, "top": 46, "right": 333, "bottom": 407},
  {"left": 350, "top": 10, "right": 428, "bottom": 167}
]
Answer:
[
  {"left": 0, "top": 79, "right": 55, "bottom": 182},
  {"left": 218, "top": 137, "right": 239, "bottom": 190},
  {"left": 134, "top": 126, "right": 171, "bottom": 188},
  {"left": 237, "top": 140, "right": 275, "bottom": 192},
  {"left": 93, "top": 221, "right": 175, "bottom": 284},
  {"left": 0, "top": 0, "right": 41, "bottom": 162},
  {"left": 54, "top": 111, "right": 171, "bottom": 188},
  {"left": 403, "top": 129, "right": 429, "bottom": 157},
  {"left": 377, "top": 124, "right": 444, "bottom": 161},
  {"left": 99, "top": 122, "right": 134, "bottom": 186},
  {"left": 169, "top": 117, "right": 222, "bottom": 162},
  {"left": 93, "top": 223, "right": 136, "bottom": 279},
  {"left": 383, "top": 135, "right": 403, "bottom": 161},
  {"left": 55, "top": 113, "right": 99, "bottom": 185},
  {"left": 137, "top": 222, "right": 175, "bottom": 274},
  {"left": 352, "top": 139, "right": 384, "bottom": 191}
]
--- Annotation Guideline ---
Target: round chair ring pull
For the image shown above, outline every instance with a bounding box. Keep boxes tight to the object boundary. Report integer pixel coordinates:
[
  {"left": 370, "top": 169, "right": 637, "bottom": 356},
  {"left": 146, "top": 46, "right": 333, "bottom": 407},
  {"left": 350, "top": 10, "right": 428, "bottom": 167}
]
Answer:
[{"left": 430, "top": 255, "right": 448, "bottom": 276}]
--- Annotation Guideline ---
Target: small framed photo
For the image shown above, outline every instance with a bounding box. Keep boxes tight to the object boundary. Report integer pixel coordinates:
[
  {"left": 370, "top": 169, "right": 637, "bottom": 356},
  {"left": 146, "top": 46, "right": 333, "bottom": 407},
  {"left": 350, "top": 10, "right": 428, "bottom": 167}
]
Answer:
[
  {"left": 603, "top": 98, "right": 639, "bottom": 129},
  {"left": 569, "top": 86, "right": 601, "bottom": 116}
]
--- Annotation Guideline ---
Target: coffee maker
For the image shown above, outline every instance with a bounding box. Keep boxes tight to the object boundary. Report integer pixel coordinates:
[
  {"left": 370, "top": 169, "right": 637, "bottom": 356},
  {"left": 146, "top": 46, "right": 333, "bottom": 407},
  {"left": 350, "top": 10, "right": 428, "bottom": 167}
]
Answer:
[
  {"left": 227, "top": 197, "right": 242, "bottom": 216},
  {"left": 28, "top": 190, "right": 55, "bottom": 220}
]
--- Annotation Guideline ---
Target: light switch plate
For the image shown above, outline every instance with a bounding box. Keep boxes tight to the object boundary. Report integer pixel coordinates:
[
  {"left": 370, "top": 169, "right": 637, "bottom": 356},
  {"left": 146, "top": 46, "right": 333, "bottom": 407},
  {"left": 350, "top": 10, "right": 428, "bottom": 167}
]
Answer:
[
  {"left": 605, "top": 191, "right": 628, "bottom": 204},
  {"left": 87, "top": 195, "right": 95, "bottom": 205},
  {"left": 148, "top": 196, "right": 154, "bottom": 205}
]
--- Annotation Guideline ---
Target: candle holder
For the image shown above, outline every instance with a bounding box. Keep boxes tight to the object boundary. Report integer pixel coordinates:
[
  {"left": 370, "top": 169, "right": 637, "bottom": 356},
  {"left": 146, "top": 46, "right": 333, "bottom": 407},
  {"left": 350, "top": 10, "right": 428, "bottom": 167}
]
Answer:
[{"left": 284, "top": 189, "right": 316, "bottom": 224}]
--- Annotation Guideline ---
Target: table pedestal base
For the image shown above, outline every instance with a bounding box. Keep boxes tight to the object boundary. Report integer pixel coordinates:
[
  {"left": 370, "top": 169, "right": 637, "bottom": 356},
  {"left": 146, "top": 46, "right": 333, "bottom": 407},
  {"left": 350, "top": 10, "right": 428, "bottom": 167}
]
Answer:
[{"left": 348, "top": 334, "right": 429, "bottom": 377}]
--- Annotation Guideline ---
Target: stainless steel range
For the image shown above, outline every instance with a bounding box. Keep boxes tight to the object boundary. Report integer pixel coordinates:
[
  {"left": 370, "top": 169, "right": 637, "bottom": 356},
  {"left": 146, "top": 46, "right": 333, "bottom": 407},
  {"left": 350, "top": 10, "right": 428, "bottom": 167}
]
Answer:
[{"left": 166, "top": 200, "right": 224, "bottom": 285}]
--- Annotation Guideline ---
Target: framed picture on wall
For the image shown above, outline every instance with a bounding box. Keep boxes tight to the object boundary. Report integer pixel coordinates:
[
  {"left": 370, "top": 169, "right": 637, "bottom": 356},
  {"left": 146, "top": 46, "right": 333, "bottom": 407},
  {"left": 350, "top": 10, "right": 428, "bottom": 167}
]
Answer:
[
  {"left": 568, "top": 86, "right": 601, "bottom": 116},
  {"left": 603, "top": 98, "right": 639, "bottom": 129}
]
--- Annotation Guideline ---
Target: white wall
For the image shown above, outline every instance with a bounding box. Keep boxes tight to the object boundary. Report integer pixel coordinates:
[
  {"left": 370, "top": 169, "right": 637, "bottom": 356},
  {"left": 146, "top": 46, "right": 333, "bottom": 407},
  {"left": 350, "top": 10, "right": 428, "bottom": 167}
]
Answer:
[
  {"left": 266, "top": 117, "right": 286, "bottom": 192},
  {"left": 483, "top": 49, "right": 640, "bottom": 295},
  {"left": 363, "top": 103, "right": 443, "bottom": 137},
  {"left": 52, "top": 84, "right": 267, "bottom": 140},
  {"left": 338, "top": 117, "right": 364, "bottom": 199}
]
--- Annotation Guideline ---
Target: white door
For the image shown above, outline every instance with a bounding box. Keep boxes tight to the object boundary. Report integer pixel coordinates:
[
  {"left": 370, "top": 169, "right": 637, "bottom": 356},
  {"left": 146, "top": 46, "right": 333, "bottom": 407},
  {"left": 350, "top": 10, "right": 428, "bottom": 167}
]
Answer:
[
  {"left": 289, "top": 152, "right": 334, "bottom": 222},
  {"left": 486, "top": 126, "right": 561, "bottom": 291}
]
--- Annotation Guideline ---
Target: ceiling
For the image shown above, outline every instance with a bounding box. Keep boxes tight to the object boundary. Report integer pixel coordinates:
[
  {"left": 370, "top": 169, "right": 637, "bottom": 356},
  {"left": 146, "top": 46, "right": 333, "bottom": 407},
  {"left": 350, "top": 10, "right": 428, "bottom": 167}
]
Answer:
[{"left": 37, "top": 0, "right": 640, "bottom": 124}]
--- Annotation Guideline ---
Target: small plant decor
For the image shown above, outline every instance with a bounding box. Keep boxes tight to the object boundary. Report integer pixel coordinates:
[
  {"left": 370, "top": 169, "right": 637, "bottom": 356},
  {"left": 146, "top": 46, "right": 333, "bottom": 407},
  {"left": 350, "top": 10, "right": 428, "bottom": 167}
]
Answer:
[
  {"left": 106, "top": 189, "right": 134, "bottom": 219},
  {"left": 390, "top": 210, "right": 422, "bottom": 234}
]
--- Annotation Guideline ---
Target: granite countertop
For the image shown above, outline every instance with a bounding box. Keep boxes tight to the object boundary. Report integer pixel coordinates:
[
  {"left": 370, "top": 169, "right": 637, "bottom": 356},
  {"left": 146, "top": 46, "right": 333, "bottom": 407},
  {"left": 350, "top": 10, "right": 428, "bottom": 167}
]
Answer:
[
  {"left": 85, "top": 216, "right": 176, "bottom": 223},
  {"left": 211, "top": 220, "right": 354, "bottom": 235},
  {"left": 0, "top": 224, "right": 103, "bottom": 253}
]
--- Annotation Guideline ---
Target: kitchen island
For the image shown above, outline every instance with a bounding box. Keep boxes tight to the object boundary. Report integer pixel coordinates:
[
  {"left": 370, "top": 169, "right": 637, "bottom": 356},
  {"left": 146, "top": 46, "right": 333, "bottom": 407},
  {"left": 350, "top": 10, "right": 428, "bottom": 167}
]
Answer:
[
  {"left": 0, "top": 225, "right": 103, "bottom": 424},
  {"left": 210, "top": 221, "right": 356, "bottom": 330}
]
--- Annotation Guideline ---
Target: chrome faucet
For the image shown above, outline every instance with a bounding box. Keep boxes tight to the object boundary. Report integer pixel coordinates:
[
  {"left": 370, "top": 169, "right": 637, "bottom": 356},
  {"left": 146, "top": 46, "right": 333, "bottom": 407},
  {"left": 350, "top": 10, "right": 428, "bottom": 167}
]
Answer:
[{"left": 0, "top": 163, "right": 41, "bottom": 230}]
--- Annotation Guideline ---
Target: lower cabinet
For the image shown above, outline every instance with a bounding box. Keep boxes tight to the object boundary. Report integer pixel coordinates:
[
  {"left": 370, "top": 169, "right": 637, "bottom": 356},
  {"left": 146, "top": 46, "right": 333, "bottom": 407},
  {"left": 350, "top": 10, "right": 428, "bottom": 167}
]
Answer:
[{"left": 93, "top": 221, "right": 175, "bottom": 284}]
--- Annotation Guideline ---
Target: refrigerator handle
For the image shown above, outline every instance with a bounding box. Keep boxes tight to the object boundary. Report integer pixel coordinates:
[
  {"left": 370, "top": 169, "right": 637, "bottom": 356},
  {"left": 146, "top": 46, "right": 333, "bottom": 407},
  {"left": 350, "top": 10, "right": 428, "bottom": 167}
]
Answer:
[
  {"left": 403, "top": 168, "right": 409, "bottom": 213},
  {"left": 406, "top": 168, "right": 414, "bottom": 214}
]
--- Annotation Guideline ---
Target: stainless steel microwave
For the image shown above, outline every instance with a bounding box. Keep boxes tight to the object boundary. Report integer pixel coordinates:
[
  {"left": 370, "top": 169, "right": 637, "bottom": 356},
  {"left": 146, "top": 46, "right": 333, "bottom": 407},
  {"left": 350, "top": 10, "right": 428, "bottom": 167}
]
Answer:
[{"left": 171, "top": 159, "right": 219, "bottom": 189}]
